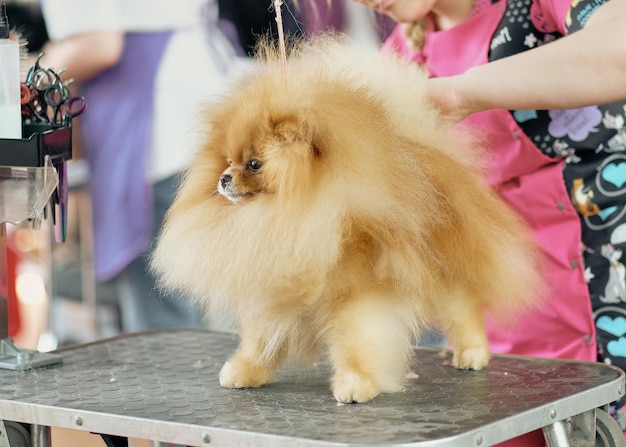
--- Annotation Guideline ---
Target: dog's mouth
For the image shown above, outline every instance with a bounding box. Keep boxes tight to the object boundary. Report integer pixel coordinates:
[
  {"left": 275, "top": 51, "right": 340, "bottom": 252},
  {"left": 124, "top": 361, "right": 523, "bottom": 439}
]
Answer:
[
  {"left": 218, "top": 171, "right": 264, "bottom": 203},
  {"left": 219, "top": 189, "right": 257, "bottom": 203},
  {"left": 217, "top": 181, "right": 259, "bottom": 203}
]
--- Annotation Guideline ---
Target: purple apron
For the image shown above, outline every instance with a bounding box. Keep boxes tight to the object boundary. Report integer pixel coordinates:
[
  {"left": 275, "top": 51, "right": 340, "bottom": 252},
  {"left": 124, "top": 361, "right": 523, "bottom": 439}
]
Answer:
[{"left": 80, "top": 32, "right": 172, "bottom": 280}]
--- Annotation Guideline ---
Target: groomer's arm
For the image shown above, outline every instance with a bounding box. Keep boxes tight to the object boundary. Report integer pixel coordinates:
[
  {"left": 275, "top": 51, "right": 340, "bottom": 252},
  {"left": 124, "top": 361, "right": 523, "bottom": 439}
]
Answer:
[
  {"left": 42, "top": 31, "right": 124, "bottom": 83},
  {"left": 426, "top": 0, "right": 626, "bottom": 123}
]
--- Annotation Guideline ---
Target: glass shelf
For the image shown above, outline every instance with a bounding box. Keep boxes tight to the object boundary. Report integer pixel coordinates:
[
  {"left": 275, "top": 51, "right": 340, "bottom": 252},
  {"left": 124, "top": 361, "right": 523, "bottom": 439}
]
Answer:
[
  {"left": 0, "top": 156, "right": 58, "bottom": 225},
  {"left": 0, "top": 127, "right": 69, "bottom": 370}
]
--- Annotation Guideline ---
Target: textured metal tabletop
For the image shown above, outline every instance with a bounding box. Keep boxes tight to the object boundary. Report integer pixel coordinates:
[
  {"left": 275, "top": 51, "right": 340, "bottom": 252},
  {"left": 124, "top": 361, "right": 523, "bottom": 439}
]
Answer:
[{"left": 0, "top": 330, "right": 623, "bottom": 447}]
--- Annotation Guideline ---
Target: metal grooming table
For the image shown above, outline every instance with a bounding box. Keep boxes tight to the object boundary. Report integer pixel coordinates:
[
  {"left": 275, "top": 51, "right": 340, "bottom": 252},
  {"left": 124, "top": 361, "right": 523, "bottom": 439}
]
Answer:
[{"left": 0, "top": 329, "right": 624, "bottom": 447}]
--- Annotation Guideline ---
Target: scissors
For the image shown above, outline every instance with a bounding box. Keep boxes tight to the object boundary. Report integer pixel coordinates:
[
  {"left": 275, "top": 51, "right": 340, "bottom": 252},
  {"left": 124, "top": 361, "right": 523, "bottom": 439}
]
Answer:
[
  {"left": 22, "top": 53, "right": 87, "bottom": 241},
  {"left": 22, "top": 52, "right": 87, "bottom": 126}
]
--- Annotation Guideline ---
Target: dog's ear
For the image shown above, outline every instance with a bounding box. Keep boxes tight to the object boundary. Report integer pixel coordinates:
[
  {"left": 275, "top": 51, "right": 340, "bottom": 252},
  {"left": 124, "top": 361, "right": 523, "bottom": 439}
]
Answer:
[
  {"left": 272, "top": 114, "right": 312, "bottom": 143},
  {"left": 270, "top": 113, "right": 323, "bottom": 157}
]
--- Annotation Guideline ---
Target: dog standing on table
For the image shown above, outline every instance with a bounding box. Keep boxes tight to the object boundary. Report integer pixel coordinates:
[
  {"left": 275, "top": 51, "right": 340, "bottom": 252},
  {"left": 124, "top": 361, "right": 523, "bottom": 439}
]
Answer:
[{"left": 150, "top": 35, "right": 543, "bottom": 403}]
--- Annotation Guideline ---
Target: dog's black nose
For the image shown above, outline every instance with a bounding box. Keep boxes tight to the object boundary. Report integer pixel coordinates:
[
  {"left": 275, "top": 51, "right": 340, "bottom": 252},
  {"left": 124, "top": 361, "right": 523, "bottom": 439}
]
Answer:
[{"left": 220, "top": 174, "right": 232, "bottom": 188}]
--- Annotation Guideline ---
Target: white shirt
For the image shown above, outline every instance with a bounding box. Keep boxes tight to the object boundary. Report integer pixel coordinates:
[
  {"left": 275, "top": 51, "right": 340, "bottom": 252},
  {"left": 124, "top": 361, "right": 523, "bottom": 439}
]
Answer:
[{"left": 42, "top": 0, "right": 208, "bottom": 39}]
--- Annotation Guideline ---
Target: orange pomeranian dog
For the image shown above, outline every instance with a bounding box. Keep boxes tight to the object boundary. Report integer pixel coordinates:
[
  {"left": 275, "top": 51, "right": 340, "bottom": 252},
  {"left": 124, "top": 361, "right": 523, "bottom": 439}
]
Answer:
[{"left": 151, "top": 35, "right": 543, "bottom": 403}]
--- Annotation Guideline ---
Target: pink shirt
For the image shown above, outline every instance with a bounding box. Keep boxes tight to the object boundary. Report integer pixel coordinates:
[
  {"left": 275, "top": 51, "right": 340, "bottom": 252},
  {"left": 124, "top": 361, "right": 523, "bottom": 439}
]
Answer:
[{"left": 383, "top": 0, "right": 597, "bottom": 363}]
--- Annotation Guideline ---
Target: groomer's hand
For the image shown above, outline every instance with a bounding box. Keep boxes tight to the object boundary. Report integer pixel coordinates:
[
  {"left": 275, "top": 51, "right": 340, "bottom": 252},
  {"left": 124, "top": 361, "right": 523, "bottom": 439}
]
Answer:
[{"left": 424, "top": 76, "right": 475, "bottom": 127}]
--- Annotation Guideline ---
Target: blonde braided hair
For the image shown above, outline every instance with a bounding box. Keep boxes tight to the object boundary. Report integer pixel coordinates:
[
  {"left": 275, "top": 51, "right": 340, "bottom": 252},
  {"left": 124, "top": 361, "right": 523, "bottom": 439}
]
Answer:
[{"left": 403, "top": 18, "right": 428, "bottom": 50}]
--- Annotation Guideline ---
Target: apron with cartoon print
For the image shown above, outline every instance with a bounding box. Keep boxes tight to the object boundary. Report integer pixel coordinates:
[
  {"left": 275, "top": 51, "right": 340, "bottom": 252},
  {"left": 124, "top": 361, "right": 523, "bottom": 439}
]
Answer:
[
  {"left": 402, "top": 0, "right": 626, "bottom": 373},
  {"left": 384, "top": 0, "right": 625, "bottom": 439},
  {"left": 486, "top": 0, "right": 626, "bottom": 384},
  {"left": 489, "top": 0, "right": 626, "bottom": 429},
  {"left": 391, "top": 0, "right": 598, "bottom": 364}
]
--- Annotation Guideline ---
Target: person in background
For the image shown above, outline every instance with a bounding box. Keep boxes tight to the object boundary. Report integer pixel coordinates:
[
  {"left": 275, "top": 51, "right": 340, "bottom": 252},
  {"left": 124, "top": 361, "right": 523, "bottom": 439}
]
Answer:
[
  {"left": 40, "top": 0, "right": 247, "bottom": 332},
  {"left": 354, "top": 0, "right": 626, "bottom": 442}
]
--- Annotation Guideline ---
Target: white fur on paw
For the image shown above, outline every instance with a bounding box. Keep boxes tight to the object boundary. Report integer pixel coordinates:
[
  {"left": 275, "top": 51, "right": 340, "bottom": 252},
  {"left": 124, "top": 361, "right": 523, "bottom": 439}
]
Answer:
[
  {"left": 219, "top": 361, "right": 244, "bottom": 388},
  {"left": 332, "top": 371, "right": 380, "bottom": 403},
  {"left": 452, "top": 346, "right": 491, "bottom": 370},
  {"left": 219, "top": 360, "right": 271, "bottom": 388}
]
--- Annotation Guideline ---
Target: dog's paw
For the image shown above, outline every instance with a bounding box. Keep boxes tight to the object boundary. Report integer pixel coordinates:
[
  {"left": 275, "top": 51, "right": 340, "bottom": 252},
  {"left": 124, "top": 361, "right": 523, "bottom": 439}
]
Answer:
[
  {"left": 219, "top": 360, "right": 272, "bottom": 389},
  {"left": 452, "top": 346, "right": 491, "bottom": 370},
  {"left": 331, "top": 371, "right": 380, "bottom": 403}
]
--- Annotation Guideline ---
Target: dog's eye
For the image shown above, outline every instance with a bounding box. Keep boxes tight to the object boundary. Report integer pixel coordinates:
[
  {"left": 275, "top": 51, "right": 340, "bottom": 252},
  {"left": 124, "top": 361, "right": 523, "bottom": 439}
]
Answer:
[{"left": 247, "top": 159, "right": 262, "bottom": 173}]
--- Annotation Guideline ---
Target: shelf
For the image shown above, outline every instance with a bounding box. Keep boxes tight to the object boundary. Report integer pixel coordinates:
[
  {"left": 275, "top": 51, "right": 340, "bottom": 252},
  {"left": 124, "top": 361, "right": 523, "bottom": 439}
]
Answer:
[{"left": 0, "top": 158, "right": 58, "bottom": 225}]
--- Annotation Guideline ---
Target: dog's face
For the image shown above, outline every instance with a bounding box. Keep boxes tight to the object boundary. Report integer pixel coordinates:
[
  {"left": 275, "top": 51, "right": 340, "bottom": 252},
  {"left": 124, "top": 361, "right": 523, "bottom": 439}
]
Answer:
[
  {"left": 211, "top": 99, "right": 321, "bottom": 204},
  {"left": 217, "top": 153, "right": 265, "bottom": 203}
]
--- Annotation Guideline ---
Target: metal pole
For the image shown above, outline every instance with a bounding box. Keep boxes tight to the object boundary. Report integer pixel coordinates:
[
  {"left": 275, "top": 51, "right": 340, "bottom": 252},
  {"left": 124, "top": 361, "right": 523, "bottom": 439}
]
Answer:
[
  {"left": 543, "top": 420, "right": 572, "bottom": 447},
  {"left": 31, "top": 425, "right": 52, "bottom": 447}
]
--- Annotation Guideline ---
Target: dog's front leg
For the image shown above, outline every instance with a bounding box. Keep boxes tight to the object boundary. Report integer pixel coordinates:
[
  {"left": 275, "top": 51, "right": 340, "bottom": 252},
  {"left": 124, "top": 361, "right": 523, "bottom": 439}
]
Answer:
[
  {"left": 219, "top": 324, "right": 287, "bottom": 389},
  {"left": 326, "top": 294, "right": 413, "bottom": 403}
]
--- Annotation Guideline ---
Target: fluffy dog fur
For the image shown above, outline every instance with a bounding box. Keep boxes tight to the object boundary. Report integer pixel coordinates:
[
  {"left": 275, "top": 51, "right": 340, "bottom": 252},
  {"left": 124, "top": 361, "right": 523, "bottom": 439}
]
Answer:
[{"left": 151, "top": 35, "right": 542, "bottom": 403}]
